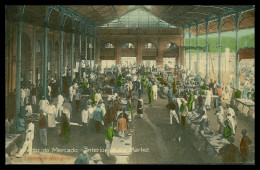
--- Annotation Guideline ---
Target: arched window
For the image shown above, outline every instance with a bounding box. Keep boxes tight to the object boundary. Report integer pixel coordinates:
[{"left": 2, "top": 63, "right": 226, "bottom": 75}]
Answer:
[
  {"left": 165, "top": 43, "right": 178, "bottom": 50},
  {"left": 122, "top": 43, "right": 135, "bottom": 49},
  {"left": 104, "top": 43, "right": 114, "bottom": 48},
  {"left": 144, "top": 43, "right": 157, "bottom": 49}
]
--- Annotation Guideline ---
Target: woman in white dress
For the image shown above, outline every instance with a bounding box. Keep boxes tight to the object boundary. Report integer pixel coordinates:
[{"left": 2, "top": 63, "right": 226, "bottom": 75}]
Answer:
[
  {"left": 204, "top": 87, "right": 212, "bottom": 110},
  {"left": 47, "top": 101, "right": 57, "bottom": 128}
]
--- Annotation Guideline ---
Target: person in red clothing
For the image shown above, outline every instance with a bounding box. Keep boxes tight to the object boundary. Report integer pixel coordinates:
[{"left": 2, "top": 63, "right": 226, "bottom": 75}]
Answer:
[
  {"left": 217, "top": 85, "right": 222, "bottom": 97},
  {"left": 39, "top": 112, "right": 47, "bottom": 147},
  {"left": 116, "top": 113, "right": 127, "bottom": 137},
  {"left": 240, "top": 129, "right": 252, "bottom": 163}
]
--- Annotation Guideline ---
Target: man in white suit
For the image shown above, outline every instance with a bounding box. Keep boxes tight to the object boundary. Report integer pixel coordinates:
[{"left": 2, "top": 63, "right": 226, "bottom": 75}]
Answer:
[
  {"left": 152, "top": 83, "right": 158, "bottom": 101},
  {"left": 16, "top": 122, "right": 35, "bottom": 158}
]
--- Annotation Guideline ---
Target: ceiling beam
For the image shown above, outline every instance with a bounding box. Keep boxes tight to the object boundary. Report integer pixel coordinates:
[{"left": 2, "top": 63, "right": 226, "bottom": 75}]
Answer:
[
  {"left": 91, "top": 6, "right": 108, "bottom": 25},
  {"left": 49, "top": 5, "right": 96, "bottom": 26},
  {"left": 158, "top": 6, "right": 175, "bottom": 18},
  {"left": 183, "top": 6, "right": 254, "bottom": 29},
  {"left": 169, "top": 6, "right": 201, "bottom": 23},
  {"left": 112, "top": 6, "right": 119, "bottom": 19}
]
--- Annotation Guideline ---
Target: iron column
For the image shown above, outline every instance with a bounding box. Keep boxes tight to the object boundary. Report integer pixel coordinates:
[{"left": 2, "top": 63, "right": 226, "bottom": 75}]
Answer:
[
  {"left": 218, "top": 16, "right": 222, "bottom": 85},
  {"left": 205, "top": 20, "right": 209, "bottom": 80},
  {"left": 235, "top": 12, "right": 241, "bottom": 89},
  {"left": 15, "top": 5, "right": 24, "bottom": 127},
  {"left": 189, "top": 26, "right": 191, "bottom": 71}
]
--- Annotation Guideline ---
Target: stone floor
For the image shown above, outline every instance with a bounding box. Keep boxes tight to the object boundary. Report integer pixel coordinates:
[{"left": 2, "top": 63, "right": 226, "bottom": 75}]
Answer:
[{"left": 6, "top": 73, "right": 255, "bottom": 165}]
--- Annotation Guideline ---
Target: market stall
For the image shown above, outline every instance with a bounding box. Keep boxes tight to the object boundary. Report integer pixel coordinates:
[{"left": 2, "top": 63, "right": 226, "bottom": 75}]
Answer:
[
  {"left": 110, "top": 134, "right": 133, "bottom": 164},
  {"left": 186, "top": 110, "right": 230, "bottom": 160},
  {"left": 234, "top": 98, "right": 255, "bottom": 119}
]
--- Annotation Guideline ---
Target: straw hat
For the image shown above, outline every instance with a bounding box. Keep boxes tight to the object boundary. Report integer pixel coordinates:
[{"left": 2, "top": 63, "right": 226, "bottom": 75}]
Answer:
[
  {"left": 96, "top": 161, "right": 103, "bottom": 164},
  {"left": 91, "top": 153, "right": 102, "bottom": 161}
]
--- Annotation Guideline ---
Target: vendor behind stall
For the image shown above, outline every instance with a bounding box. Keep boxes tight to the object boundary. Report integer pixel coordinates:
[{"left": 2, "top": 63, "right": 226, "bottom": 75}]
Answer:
[{"left": 187, "top": 90, "right": 194, "bottom": 111}]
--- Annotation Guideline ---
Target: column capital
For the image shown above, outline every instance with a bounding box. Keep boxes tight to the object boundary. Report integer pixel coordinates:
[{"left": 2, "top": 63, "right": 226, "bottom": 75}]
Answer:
[
  {"left": 234, "top": 11, "right": 241, "bottom": 29},
  {"left": 217, "top": 15, "right": 223, "bottom": 32}
]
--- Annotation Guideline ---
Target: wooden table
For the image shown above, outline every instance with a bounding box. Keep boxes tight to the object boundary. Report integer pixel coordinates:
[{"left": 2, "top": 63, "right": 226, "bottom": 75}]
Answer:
[
  {"left": 235, "top": 98, "right": 255, "bottom": 107},
  {"left": 186, "top": 111, "right": 229, "bottom": 160},
  {"left": 234, "top": 98, "right": 255, "bottom": 118},
  {"left": 110, "top": 135, "right": 133, "bottom": 164}
]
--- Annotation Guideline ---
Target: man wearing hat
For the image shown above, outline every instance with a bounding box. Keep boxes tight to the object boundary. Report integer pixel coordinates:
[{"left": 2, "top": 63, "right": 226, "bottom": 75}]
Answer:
[
  {"left": 39, "top": 96, "right": 49, "bottom": 113},
  {"left": 196, "top": 108, "right": 210, "bottom": 134},
  {"left": 167, "top": 86, "right": 173, "bottom": 104},
  {"left": 93, "top": 103, "right": 104, "bottom": 134},
  {"left": 69, "top": 83, "right": 74, "bottom": 102},
  {"left": 195, "top": 73, "right": 202, "bottom": 85},
  {"left": 215, "top": 103, "right": 225, "bottom": 134},
  {"left": 224, "top": 84, "right": 231, "bottom": 101},
  {"left": 137, "top": 96, "right": 144, "bottom": 118},
  {"left": 74, "top": 146, "right": 90, "bottom": 164},
  {"left": 56, "top": 91, "right": 64, "bottom": 119},
  {"left": 225, "top": 104, "right": 237, "bottom": 135},
  {"left": 166, "top": 102, "right": 179, "bottom": 125},
  {"left": 240, "top": 129, "right": 252, "bottom": 163}
]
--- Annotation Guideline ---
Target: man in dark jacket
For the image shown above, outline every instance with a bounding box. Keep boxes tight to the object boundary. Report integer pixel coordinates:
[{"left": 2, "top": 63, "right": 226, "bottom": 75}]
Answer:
[
  {"left": 104, "top": 103, "right": 116, "bottom": 127},
  {"left": 219, "top": 137, "right": 240, "bottom": 164},
  {"left": 74, "top": 146, "right": 90, "bottom": 164},
  {"left": 60, "top": 112, "right": 70, "bottom": 144},
  {"left": 93, "top": 103, "right": 104, "bottom": 134},
  {"left": 39, "top": 112, "right": 47, "bottom": 147}
]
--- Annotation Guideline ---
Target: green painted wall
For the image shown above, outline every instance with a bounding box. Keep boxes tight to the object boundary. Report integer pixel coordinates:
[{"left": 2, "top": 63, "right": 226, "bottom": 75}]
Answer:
[{"left": 184, "top": 28, "right": 255, "bottom": 53}]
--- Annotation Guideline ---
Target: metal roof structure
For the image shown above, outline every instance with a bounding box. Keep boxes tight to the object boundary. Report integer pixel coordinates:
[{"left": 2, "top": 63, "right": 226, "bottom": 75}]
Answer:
[{"left": 6, "top": 5, "right": 255, "bottom": 35}]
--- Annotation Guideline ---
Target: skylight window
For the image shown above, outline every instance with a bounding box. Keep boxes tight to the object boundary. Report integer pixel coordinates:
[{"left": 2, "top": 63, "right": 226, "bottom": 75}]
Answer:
[{"left": 101, "top": 8, "right": 176, "bottom": 28}]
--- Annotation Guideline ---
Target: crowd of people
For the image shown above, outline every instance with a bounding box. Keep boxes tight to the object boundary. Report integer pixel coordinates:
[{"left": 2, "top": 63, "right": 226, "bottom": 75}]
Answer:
[
  {"left": 6, "top": 63, "right": 253, "bottom": 164},
  {"left": 164, "top": 64, "right": 253, "bottom": 164}
]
